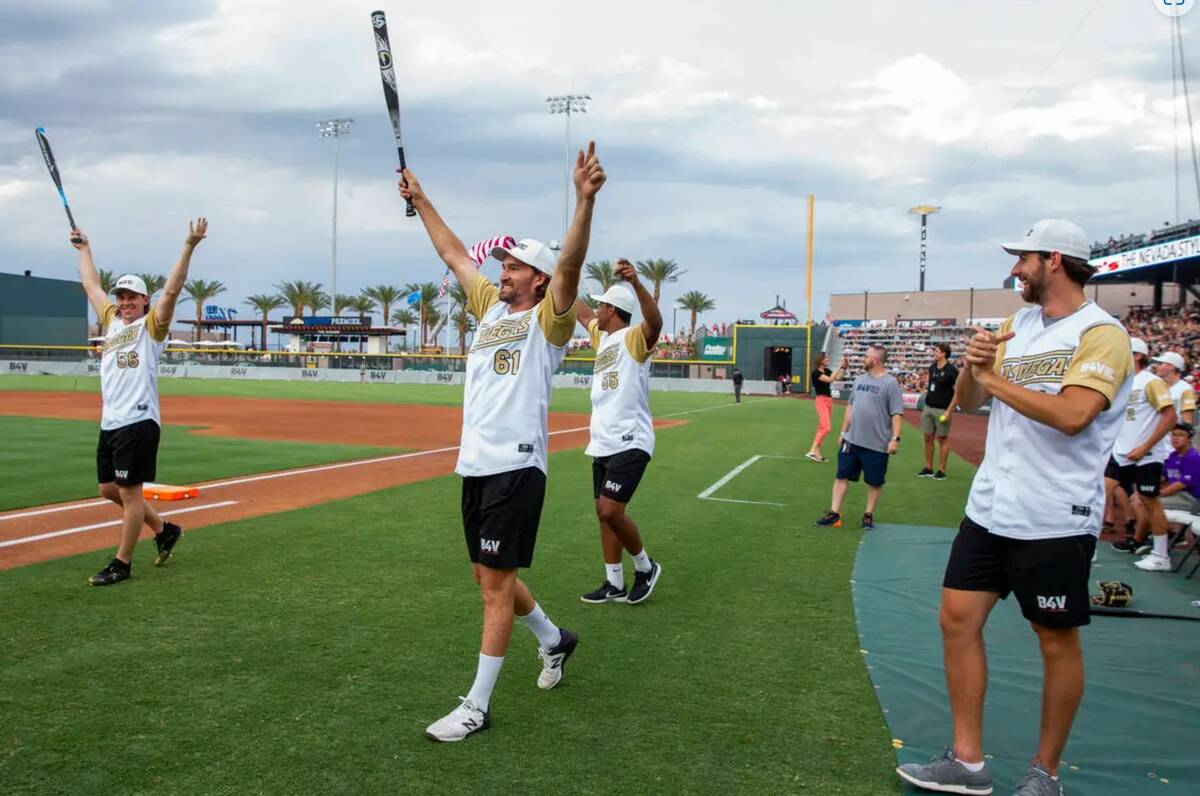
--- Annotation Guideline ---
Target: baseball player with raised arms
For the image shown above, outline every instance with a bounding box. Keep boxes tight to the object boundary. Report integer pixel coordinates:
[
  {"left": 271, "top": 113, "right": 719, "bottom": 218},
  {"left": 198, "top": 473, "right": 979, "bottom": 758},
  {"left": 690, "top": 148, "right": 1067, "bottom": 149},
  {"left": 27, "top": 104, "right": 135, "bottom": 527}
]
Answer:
[
  {"left": 573, "top": 259, "right": 664, "bottom": 605},
  {"left": 897, "top": 219, "right": 1131, "bottom": 795},
  {"left": 398, "top": 142, "right": 605, "bottom": 742},
  {"left": 73, "top": 220, "right": 208, "bottom": 586}
]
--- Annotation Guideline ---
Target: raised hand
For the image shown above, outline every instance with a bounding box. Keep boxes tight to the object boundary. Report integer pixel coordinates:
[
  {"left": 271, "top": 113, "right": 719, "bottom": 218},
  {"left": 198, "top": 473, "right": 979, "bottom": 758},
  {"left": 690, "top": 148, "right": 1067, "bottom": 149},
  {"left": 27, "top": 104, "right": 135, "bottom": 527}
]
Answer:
[
  {"left": 573, "top": 140, "right": 606, "bottom": 199},
  {"left": 70, "top": 228, "right": 89, "bottom": 250},
  {"left": 615, "top": 258, "right": 638, "bottom": 284},
  {"left": 186, "top": 218, "right": 208, "bottom": 247},
  {"left": 965, "top": 326, "right": 1015, "bottom": 377},
  {"left": 398, "top": 168, "right": 425, "bottom": 203}
]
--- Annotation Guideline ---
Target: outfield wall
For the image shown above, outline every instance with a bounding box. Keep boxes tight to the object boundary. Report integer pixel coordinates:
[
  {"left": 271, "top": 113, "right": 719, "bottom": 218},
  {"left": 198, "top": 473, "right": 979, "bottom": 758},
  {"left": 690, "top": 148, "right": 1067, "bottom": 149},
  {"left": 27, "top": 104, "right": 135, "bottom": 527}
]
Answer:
[{"left": 0, "top": 359, "right": 778, "bottom": 395}]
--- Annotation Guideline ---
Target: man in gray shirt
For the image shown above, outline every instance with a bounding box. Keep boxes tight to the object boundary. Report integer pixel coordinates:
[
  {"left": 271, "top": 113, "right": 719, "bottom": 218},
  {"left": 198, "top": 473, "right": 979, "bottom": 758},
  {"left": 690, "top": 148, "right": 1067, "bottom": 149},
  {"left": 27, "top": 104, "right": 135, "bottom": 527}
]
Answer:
[{"left": 814, "top": 344, "right": 904, "bottom": 530}]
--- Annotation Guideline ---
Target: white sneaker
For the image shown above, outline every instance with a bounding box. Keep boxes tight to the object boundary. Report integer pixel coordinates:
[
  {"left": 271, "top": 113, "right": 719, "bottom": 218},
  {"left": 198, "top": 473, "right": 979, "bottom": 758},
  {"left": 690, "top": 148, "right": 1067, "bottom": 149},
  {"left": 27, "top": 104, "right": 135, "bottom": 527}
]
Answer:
[
  {"left": 424, "top": 697, "right": 490, "bottom": 742},
  {"left": 1134, "top": 554, "right": 1172, "bottom": 572},
  {"left": 536, "top": 628, "right": 578, "bottom": 690}
]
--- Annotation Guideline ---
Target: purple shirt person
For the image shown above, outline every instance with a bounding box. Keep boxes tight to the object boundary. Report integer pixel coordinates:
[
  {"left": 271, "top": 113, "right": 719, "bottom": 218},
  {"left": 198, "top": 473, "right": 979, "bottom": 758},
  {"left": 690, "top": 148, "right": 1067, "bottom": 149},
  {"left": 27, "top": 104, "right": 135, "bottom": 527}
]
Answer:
[{"left": 1161, "top": 423, "right": 1200, "bottom": 512}]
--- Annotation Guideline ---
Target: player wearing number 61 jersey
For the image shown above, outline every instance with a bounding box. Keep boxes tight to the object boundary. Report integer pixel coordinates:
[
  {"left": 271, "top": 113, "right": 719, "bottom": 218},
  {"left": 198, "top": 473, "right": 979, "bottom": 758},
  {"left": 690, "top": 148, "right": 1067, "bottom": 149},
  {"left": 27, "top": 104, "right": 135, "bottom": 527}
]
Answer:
[
  {"left": 574, "top": 259, "right": 663, "bottom": 606},
  {"left": 72, "top": 219, "right": 208, "bottom": 587},
  {"left": 398, "top": 142, "right": 605, "bottom": 743}
]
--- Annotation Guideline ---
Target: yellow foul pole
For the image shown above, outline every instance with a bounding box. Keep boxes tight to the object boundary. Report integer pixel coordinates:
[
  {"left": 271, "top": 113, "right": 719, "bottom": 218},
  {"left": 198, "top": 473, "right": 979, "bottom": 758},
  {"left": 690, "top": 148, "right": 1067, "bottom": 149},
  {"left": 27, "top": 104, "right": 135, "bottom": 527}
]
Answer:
[{"left": 805, "top": 194, "right": 815, "bottom": 393}]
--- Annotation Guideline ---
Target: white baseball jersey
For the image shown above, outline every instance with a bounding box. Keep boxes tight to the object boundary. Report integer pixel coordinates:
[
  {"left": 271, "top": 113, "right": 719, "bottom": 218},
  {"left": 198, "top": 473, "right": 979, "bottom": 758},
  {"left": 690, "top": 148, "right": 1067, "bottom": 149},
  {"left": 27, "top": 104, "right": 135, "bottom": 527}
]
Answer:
[
  {"left": 1167, "top": 379, "right": 1196, "bottom": 421},
  {"left": 455, "top": 273, "right": 576, "bottom": 477},
  {"left": 97, "top": 301, "right": 170, "bottom": 431},
  {"left": 966, "top": 301, "right": 1132, "bottom": 540},
  {"left": 1112, "top": 369, "right": 1174, "bottom": 466},
  {"left": 585, "top": 320, "right": 655, "bottom": 458}
]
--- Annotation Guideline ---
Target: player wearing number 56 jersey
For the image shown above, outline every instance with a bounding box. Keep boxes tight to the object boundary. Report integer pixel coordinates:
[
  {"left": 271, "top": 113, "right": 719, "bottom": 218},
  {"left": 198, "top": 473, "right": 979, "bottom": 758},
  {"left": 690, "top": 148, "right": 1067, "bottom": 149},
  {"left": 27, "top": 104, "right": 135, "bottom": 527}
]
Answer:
[
  {"left": 574, "top": 260, "right": 663, "bottom": 606},
  {"left": 399, "top": 142, "right": 605, "bottom": 743},
  {"left": 72, "top": 220, "right": 208, "bottom": 587}
]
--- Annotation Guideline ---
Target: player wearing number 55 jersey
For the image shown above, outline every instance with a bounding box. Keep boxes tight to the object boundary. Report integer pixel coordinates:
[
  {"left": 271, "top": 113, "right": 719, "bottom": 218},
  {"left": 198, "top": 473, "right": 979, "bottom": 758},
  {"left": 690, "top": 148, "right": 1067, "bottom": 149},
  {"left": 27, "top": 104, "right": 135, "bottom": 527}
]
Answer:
[
  {"left": 574, "top": 260, "right": 663, "bottom": 606},
  {"left": 399, "top": 142, "right": 605, "bottom": 743},
  {"left": 72, "top": 220, "right": 208, "bottom": 587}
]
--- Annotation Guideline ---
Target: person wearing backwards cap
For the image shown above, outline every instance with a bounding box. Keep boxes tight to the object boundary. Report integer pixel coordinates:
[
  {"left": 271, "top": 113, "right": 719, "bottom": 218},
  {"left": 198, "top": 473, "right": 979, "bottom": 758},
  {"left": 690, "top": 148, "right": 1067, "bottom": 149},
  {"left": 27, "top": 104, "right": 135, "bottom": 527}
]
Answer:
[
  {"left": 398, "top": 142, "right": 606, "bottom": 742},
  {"left": 572, "top": 259, "right": 664, "bottom": 606},
  {"left": 1151, "top": 350, "right": 1195, "bottom": 425},
  {"left": 71, "top": 220, "right": 207, "bottom": 586},
  {"left": 1108, "top": 338, "right": 1177, "bottom": 570},
  {"left": 897, "top": 219, "right": 1132, "bottom": 796}
]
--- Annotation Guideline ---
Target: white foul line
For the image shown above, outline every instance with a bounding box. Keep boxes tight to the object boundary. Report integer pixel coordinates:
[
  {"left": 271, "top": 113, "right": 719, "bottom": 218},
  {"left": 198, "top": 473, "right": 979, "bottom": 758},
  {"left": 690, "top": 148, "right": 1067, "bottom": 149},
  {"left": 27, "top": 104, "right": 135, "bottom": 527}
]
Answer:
[
  {"left": 0, "top": 394, "right": 760, "bottom": 521},
  {"left": 698, "top": 455, "right": 763, "bottom": 499},
  {"left": 0, "top": 500, "right": 239, "bottom": 549}
]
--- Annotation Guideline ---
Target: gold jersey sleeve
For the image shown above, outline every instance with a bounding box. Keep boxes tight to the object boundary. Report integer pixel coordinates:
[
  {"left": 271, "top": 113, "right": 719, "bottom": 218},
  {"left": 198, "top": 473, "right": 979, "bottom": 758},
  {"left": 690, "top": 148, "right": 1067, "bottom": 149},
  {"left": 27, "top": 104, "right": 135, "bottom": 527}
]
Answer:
[
  {"left": 1143, "top": 375, "right": 1174, "bottom": 412},
  {"left": 466, "top": 272, "right": 500, "bottom": 322},
  {"left": 993, "top": 314, "right": 1016, "bottom": 374},
  {"left": 1061, "top": 324, "right": 1133, "bottom": 406},
  {"left": 146, "top": 305, "right": 170, "bottom": 341},
  {"left": 587, "top": 318, "right": 602, "bottom": 351},
  {"left": 1180, "top": 387, "right": 1197, "bottom": 413},
  {"left": 624, "top": 324, "right": 652, "bottom": 363},
  {"left": 98, "top": 301, "right": 118, "bottom": 335},
  {"left": 537, "top": 295, "right": 578, "bottom": 347}
]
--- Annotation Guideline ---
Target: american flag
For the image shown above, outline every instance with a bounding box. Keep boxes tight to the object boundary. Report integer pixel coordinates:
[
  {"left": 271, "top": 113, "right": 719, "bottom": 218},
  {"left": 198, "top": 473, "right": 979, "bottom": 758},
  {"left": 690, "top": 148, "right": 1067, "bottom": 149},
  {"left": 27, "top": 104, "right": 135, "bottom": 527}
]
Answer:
[
  {"left": 437, "top": 270, "right": 451, "bottom": 299},
  {"left": 468, "top": 234, "right": 516, "bottom": 266}
]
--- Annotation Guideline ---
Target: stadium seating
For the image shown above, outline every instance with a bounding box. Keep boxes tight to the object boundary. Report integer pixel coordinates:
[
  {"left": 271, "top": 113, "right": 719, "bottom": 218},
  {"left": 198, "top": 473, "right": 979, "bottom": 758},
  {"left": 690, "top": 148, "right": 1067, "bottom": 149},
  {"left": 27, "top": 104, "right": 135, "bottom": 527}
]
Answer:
[{"left": 833, "top": 325, "right": 976, "bottom": 393}]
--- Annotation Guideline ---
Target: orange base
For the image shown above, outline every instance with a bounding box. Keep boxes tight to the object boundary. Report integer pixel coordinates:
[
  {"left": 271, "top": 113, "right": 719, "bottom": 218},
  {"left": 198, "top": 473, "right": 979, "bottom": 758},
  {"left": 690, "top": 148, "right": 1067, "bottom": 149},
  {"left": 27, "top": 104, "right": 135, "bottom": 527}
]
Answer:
[{"left": 143, "top": 483, "right": 199, "bottom": 501}]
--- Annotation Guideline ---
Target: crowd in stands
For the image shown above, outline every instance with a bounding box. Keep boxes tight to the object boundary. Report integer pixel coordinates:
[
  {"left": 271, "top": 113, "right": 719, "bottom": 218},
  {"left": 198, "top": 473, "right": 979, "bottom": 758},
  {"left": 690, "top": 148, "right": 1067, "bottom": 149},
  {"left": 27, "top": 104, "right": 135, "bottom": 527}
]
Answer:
[
  {"left": 1091, "top": 218, "right": 1200, "bottom": 258},
  {"left": 836, "top": 325, "right": 975, "bottom": 393},
  {"left": 1123, "top": 303, "right": 1200, "bottom": 382}
]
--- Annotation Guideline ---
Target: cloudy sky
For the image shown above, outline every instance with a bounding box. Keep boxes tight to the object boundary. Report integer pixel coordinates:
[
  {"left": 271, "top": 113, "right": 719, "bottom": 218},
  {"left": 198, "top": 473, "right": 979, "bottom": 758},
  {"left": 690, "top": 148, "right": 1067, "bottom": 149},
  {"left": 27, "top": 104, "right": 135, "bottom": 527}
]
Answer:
[{"left": 0, "top": 0, "right": 1196, "bottom": 330}]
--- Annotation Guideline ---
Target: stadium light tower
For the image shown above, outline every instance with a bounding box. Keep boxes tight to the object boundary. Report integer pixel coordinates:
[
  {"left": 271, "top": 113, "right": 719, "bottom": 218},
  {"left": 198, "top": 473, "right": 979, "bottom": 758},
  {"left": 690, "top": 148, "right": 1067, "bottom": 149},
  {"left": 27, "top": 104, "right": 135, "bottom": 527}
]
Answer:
[
  {"left": 909, "top": 204, "right": 940, "bottom": 292},
  {"left": 547, "top": 94, "right": 590, "bottom": 240},
  {"left": 317, "top": 118, "right": 353, "bottom": 319}
]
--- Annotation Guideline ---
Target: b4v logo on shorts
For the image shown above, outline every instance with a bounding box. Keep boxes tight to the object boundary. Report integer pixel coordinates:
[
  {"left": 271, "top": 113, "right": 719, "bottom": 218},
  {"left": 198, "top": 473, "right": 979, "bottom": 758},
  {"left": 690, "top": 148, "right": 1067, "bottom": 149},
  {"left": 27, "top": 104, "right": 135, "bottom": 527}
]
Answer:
[
  {"left": 1037, "top": 595, "right": 1068, "bottom": 611},
  {"left": 480, "top": 539, "right": 501, "bottom": 554},
  {"left": 115, "top": 470, "right": 129, "bottom": 480},
  {"left": 604, "top": 480, "right": 622, "bottom": 493}
]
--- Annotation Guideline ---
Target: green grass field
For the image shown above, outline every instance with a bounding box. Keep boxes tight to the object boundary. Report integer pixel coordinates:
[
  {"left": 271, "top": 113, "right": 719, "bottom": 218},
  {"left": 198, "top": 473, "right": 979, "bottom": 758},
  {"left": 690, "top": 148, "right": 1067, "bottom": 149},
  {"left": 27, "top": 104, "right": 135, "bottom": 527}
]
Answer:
[
  {"left": 0, "top": 378, "right": 976, "bottom": 794},
  {"left": 0, "top": 416, "right": 406, "bottom": 512}
]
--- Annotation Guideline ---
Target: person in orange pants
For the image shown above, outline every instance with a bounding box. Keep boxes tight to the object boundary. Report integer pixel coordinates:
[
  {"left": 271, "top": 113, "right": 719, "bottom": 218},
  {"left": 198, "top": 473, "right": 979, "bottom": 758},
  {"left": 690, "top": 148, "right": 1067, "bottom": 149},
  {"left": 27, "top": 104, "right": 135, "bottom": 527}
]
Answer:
[{"left": 807, "top": 352, "right": 847, "bottom": 462}]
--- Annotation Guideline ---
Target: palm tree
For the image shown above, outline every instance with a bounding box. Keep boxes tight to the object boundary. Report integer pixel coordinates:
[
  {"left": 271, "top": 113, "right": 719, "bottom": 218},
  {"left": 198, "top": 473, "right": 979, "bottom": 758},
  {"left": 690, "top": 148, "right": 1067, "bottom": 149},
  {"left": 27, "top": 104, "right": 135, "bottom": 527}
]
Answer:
[
  {"left": 585, "top": 260, "right": 616, "bottom": 292},
  {"left": 391, "top": 308, "right": 417, "bottom": 351},
  {"left": 138, "top": 272, "right": 168, "bottom": 298},
  {"left": 97, "top": 268, "right": 117, "bottom": 294},
  {"left": 275, "top": 280, "right": 324, "bottom": 317},
  {"left": 450, "top": 307, "right": 475, "bottom": 355},
  {"left": 363, "top": 285, "right": 402, "bottom": 331},
  {"left": 182, "top": 278, "right": 226, "bottom": 341},
  {"left": 347, "top": 295, "right": 376, "bottom": 320},
  {"left": 245, "top": 293, "right": 286, "bottom": 350},
  {"left": 635, "top": 258, "right": 687, "bottom": 302},
  {"left": 404, "top": 281, "right": 441, "bottom": 347},
  {"left": 333, "top": 293, "right": 357, "bottom": 316},
  {"left": 676, "top": 291, "right": 715, "bottom": 342}
]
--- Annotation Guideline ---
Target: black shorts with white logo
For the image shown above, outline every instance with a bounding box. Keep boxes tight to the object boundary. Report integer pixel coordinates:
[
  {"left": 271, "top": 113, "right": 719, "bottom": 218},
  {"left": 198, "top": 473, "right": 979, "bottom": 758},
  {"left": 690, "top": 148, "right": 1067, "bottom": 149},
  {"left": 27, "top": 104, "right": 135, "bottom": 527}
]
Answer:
[
  {"left": 1109, "top": 459, "right": 1164, "bottom": 498},
  {"left": 96, "top": 419, "right": 161, "bottom": 486},
  {"left": 461, "top": 466, "right": 546, "bottom": 569},
  {"left": 592, "top": 448, "right": 651, "bottom": 503},
  {"left": 943, "top": 516, "right": 1096, "bottom": 628}
]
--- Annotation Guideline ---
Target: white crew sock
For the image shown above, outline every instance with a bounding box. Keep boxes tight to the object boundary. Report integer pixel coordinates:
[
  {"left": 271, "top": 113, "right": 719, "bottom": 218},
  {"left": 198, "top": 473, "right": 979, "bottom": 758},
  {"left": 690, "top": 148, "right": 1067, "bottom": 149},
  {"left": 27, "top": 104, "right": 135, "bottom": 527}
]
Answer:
[
  {"left": 605, "top": 562, "right": 624, "bottom": 589},
  {"left": 465, "top": 653, "right": 504, "bottom": 711},
  {"left": 1153, "top": 534, "right": 1169, "bottom": 558},
  {"left": 960, "top": 759, "right": 986, "bottom": 773},
  {"left": 631, "top": 548, "right": 652, "bottom": 573},
  {"left": 517, "top": 602, "right": 561, "bottom": 650}
]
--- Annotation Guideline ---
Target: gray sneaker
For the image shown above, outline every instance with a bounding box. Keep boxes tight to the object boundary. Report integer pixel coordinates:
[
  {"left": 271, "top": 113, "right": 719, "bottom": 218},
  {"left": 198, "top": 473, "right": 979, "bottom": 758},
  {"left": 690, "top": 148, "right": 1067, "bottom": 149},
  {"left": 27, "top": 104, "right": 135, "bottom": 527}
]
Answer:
[
  {"left": 1012, "top": 765, "right": 1062, "bottom": 795},
  {"left": 896, "top": 747, "right": 993, "bottom": 794}
]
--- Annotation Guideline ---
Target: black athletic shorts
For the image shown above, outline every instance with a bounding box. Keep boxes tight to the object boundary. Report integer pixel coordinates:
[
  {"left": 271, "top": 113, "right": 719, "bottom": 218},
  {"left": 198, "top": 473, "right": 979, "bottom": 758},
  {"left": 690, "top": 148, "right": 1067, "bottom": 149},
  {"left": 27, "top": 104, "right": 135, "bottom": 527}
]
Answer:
[
  {"left": 943, "top": 516, "right": 1096, "bottom": 629},
  {"left": 461, "top": 467, "right": 546, "bottom": 569},
  {"left": 592, "top": 449, "right": 651, "bottom": 503},
  {"left": 1107, "top": 458, "right": 1163, "bottom": 498},
  {"left": 836, "top": 441, "right": 889, "bottom": 487},
  {"left": 96, "top": 419, "right": 160, "bottom": 486}
]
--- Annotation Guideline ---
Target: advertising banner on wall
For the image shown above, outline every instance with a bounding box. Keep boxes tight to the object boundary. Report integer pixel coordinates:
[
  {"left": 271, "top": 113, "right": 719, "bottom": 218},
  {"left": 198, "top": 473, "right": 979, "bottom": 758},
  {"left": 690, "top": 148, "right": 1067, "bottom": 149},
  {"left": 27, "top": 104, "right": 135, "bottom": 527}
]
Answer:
[{"left": 698, "top": 337, "right": 733, "bottom": 361}]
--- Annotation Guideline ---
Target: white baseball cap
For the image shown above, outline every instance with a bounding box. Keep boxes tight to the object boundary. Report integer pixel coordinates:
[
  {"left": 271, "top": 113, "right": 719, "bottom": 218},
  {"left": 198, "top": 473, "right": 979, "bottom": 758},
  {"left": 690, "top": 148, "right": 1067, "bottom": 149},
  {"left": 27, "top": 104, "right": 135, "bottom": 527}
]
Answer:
[
  {"left": 590, "top": 283, "right": 637, "bottom": 315},
  {"left": 1153, "top": 351, "right": 1186, "bottom": 372},
  {"left": 111, "top": 274, "right": 149, "bottom": 296},
  {"left": 492, "top": 238, "right": 557, "bottom": 277},
  {"left": 1131, "top": 337, "right": 1149, "bottom": 356},
  {"left": 1001, "top": 219, "right": 1092, "bottom": 261}
]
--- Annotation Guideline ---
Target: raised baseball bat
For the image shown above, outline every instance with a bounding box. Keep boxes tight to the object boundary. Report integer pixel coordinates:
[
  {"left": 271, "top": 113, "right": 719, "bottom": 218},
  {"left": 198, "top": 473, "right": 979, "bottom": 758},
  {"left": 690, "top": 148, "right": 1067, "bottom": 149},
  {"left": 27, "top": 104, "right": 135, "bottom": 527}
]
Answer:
[
  {"left": 35, "top": 127, "right": 83, "bottom": 242},
  {"left": 1091, "top": 606, "right": 1200, "bottom": 622},
  {"left": 371, "top": 10, "right": 415, "bottom": 218}
]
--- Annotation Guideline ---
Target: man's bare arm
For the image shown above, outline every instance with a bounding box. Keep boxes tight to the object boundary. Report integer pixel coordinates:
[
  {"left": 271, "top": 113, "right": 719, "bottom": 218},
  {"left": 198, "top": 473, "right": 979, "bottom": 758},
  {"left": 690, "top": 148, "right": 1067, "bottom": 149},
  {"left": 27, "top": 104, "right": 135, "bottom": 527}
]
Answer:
[
  {"left": 398, "top": 170, "right": 478, "bottom": 291},
  {"left": 71, "top": 229, "right": 108, "bottom": 316},
  {"left": 156, "top": 218, "right": 207, "bottom": 322},
  {"left": 549, "top": 141, "right": 606, "bottom": 314}
]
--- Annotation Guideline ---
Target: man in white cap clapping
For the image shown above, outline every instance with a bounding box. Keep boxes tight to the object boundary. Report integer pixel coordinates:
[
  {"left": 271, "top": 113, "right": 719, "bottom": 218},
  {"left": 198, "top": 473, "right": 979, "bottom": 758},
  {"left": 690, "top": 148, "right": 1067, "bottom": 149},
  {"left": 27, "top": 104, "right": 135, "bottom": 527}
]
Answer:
[{"left": 1151, "top": 350, "right": 1195, "bottom": 425}]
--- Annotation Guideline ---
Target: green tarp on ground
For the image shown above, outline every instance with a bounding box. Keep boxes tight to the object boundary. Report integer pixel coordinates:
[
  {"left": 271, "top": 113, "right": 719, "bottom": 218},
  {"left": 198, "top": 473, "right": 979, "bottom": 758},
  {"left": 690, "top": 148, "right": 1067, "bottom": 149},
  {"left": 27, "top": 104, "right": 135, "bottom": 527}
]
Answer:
[{"left": 853, "top": 524, "right": 1200, "bottom": 794}]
